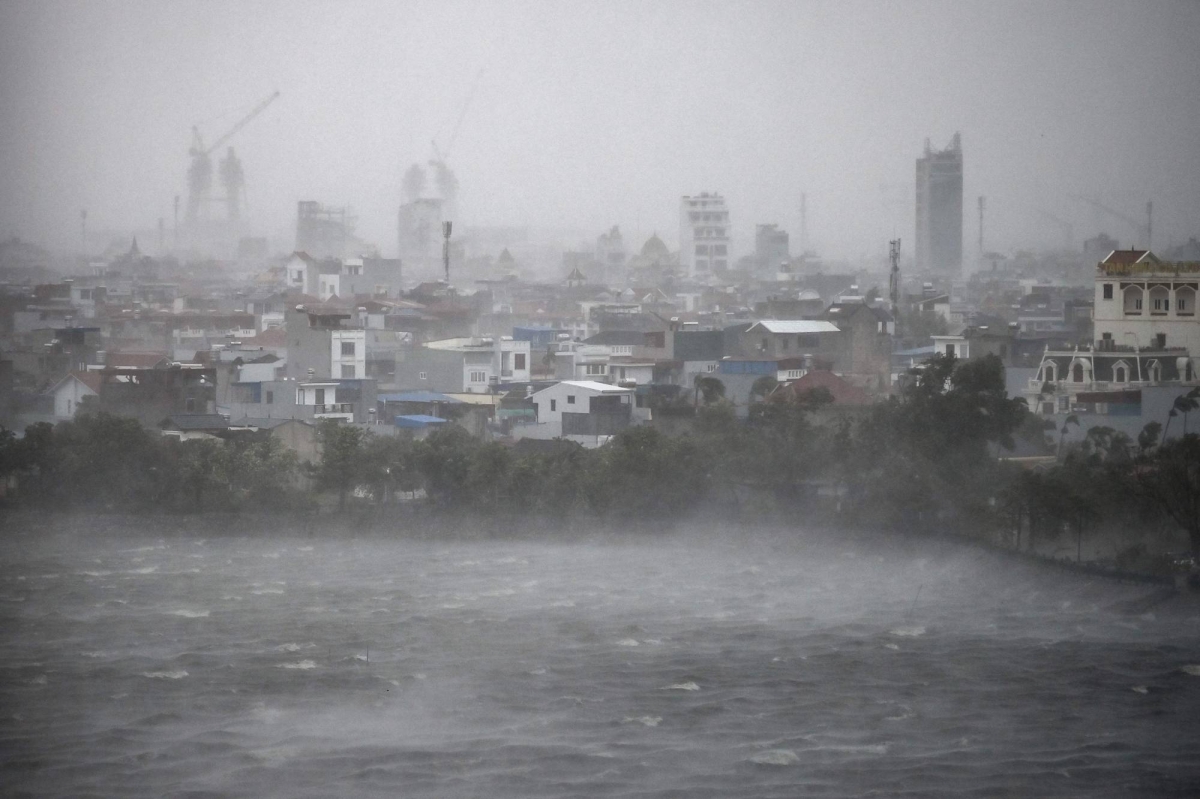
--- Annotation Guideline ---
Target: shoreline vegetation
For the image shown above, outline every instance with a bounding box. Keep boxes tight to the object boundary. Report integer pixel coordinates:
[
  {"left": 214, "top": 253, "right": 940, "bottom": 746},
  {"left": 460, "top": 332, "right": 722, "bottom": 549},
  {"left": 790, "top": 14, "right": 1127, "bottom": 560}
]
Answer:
[{"left": 3, "top": 354, "right": 1198, "bottom": 585}]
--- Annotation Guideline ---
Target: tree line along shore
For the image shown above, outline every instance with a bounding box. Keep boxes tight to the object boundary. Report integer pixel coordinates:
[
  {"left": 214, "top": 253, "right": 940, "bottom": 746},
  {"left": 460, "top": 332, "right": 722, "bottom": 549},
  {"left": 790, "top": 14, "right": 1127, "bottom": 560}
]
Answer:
[{"left": 2, "top": 354, "right": 1198, "bottom": 580}]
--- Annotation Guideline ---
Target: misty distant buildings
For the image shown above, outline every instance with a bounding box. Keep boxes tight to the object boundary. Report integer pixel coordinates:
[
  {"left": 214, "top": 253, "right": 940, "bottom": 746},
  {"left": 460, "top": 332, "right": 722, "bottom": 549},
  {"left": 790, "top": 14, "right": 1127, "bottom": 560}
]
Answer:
[
  {"left": 915, "top": 134, "right": 963, "bottom": 276},
  {"left": 595, "top": 226, "right": 627, "bottom": 286},
  {"left": 397, "top": 198, "right": 444, "bottom": 267},
  {"left": 755, "top": 224, "right": 790, "bottom": 269},
  {"left": 296, "top": 201, "right": 357, "bottom": 260},
  {"left": 680, "top": 193, "right": 730, "bottom": 280}
]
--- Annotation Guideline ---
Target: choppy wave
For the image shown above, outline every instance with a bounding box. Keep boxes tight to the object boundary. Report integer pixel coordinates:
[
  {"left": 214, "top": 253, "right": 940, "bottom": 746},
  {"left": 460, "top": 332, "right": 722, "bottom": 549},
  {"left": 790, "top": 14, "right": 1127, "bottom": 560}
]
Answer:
[{"left": 2, "top": 526, "right": 1199, "bottom": 798}]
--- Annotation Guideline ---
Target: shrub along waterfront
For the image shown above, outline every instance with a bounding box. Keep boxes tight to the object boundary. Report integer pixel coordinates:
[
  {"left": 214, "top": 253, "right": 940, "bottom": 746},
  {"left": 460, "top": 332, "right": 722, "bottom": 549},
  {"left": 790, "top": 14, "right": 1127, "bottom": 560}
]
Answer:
[{"left": 2, "top": 355, "right": 1197, "bottom": 572}]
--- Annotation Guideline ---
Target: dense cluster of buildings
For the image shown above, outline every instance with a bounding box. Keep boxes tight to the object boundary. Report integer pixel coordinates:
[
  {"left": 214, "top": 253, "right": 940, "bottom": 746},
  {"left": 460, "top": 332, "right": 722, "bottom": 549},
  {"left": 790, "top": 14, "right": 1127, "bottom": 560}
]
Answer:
[{"left": 2, "top": 132, "right": 1198, "bottom": 459}]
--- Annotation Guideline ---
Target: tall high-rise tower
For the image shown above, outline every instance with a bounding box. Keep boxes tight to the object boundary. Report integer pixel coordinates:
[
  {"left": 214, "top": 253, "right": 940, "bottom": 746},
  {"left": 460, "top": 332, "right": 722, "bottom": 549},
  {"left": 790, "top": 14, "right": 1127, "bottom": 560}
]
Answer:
[
  {"left": 915, "top": 133, "right": 963, "bottom": 275},
  {"left": 680, "top": 192, "right": 730, "bottom": 280}
]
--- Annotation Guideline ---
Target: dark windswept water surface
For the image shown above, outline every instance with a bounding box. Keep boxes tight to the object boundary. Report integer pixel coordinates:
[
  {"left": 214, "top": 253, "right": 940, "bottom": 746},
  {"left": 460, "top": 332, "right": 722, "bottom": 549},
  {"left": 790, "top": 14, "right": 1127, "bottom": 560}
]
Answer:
[{"left": 2, "top": 523, "right": 1199, "bottom": 798}]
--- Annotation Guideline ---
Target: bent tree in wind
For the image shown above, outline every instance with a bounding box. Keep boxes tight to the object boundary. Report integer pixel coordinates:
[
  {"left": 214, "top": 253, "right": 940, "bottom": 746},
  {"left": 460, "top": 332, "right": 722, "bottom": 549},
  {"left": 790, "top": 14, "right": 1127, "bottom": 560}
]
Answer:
[{"left": 1137, "top": 433, "right": 1200, "bottom": 560}]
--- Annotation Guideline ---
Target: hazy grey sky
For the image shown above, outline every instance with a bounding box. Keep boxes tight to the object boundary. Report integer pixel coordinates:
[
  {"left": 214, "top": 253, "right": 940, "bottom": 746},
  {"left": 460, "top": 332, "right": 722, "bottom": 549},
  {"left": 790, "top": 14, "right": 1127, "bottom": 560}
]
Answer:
[{"left": 2, "top": 0, "right": 1198, "bottom": 260}]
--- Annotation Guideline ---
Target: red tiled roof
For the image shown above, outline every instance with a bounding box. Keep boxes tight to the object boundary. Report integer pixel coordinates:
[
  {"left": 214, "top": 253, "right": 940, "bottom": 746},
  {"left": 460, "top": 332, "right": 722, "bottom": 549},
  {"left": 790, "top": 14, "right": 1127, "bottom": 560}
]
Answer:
[
  {"left": 106, "top": 351, "right": 169, "bottom": 369},
  {"left": 72, "top": 371, "right": 103, "bottom": 393},
  {"left": 787, "top": 370, "right": 872, "bottom": 406},
  {"left": 244, "top": 327, "right": 287, "bottom": 347},
  {"left": 1101, "top": 249, "right": 1153, "bottom": 266}
]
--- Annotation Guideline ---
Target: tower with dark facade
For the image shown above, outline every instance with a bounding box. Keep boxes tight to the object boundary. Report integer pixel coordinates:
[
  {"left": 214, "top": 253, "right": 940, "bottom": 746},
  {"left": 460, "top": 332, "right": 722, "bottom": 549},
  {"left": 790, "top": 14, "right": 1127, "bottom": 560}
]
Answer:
[{"left": 915, "top": 133, "right": 963, "bottom": 275}]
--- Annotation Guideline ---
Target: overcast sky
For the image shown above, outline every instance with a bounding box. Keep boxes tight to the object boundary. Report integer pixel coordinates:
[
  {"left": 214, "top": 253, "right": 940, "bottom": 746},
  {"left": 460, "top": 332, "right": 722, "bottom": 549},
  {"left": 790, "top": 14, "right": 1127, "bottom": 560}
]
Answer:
[{"left": 2, "top": 0, "right": 1198, "bottom": 261}]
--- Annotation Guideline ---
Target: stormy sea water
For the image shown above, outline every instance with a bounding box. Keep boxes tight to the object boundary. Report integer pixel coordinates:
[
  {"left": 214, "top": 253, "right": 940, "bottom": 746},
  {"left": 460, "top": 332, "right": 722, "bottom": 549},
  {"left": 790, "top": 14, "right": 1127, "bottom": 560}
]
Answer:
[{"left": 2, "top": 520, "right": 1199, "bottom": 798}]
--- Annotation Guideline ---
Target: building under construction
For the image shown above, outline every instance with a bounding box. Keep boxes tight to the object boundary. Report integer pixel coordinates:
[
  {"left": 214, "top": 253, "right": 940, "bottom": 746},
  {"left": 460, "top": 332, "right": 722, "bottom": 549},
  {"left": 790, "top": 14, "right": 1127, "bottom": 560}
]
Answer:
[
  {"left": 296, "top": 201, "right": 360, "bottom": 260},
  {"left": 915, "top": 133, "right": 963, "bottom": 276}
]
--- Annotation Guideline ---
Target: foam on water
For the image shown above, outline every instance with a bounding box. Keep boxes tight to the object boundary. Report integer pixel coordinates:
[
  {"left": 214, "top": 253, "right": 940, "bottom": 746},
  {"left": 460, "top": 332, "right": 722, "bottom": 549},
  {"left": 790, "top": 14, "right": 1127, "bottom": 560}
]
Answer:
[
  {"left": 3, "top": 526, "right": 1200, "bottom": 799},
  {"left": 750, "top": 749, "right": 798, "bottom": 765}
]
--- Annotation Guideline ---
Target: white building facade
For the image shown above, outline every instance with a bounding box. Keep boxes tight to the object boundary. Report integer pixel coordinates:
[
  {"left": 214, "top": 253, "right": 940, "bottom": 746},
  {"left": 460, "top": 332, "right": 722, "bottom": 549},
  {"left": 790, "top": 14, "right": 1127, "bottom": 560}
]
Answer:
[{"left": 680, "top": 193, "right": 731, "bottom": 280}]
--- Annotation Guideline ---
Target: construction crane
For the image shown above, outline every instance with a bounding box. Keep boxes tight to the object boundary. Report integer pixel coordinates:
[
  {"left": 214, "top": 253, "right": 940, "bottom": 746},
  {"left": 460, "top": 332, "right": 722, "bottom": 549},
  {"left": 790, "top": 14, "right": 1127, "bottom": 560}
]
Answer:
[
  {"left": 1035, "top": 209, "right": 1075, "bottom": 251},
  {"left": 427, "top": 70, "right": 483, "bottom": 204},
  {"left": 1070, "top": 194, "right": 1151, "bottom": 249},
  {"left": 185, "top": 90, "right": 280, "bottom": 227}
]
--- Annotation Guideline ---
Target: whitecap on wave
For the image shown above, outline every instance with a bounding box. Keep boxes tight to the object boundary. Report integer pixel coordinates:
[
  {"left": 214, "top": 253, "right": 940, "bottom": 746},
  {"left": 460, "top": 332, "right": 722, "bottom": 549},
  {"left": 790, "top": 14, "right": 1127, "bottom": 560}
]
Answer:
[
  {"left": 277, "top": 660, "right": 317, "bottom": 670},
  {"left": 143, "top": 670, "right": 188, "bottom": 679},
  {"left": 1180, "top": 664, "right": 1200, "bottom": 677},
  {"left": 663, "top": 681, "right": 700, "bottom": 691},
  {"left": 167, "top": 610, "right": 209, "bottom": 618},
  {"left": 750, "top": 749, "right": 798, "bottom": 766},
  {"left": 617, "top": 638, "right": 640, "bottom": 647},
  {"left": 889, "top": 625, "right": 926, "bottom": 637},
  {"left": 623, "top": 716, "right": 662, "bottom": 727}
]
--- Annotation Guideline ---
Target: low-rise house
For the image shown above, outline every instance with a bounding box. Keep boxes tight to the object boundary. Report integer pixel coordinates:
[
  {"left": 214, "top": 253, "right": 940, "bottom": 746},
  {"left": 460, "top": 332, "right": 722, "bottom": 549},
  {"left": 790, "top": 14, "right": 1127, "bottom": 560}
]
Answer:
[
  {"left": 229, "top": 417, "right": 321, "bottom": 463},
  {"left": 396, "top": 336, "right": 531, "bottom": 393},
  {"left": 161, "top": 414, "right": 230, "bottom": 441},
  {"left": 737, "top": 320, "right": 842, "bottom": 361},
  {"left": 49, "top": 371, "right": 101, "bottom": 419},
  {"left": 522, "top": 380, "right": 637, "bottom": 445}
]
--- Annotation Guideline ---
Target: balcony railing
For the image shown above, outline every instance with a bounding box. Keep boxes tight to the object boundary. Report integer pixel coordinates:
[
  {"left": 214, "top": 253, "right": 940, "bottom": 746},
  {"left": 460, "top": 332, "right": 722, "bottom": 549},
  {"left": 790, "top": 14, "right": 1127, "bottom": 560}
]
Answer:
[{"left": 312, "top": 403, "right": 354, "bottom": 415}]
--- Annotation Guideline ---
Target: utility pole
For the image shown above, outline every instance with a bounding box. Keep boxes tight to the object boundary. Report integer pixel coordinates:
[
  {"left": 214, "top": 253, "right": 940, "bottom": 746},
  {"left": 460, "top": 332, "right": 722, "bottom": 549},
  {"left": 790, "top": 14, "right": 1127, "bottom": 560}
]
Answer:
[
  {"left": 978, "top": 196, "right": 985, "bottom": 254},
  {"left": 442, "top": 220, "right": 452, "bottom": 284},
  {"left": 889, "top": 238, "right": 902, "bottom": 338},
  {"left": 1146, "top": 201, "right": 1153, "bottom": 251},
  {"left": 799, "top": 193, "right": 808, "bottom": 254}
]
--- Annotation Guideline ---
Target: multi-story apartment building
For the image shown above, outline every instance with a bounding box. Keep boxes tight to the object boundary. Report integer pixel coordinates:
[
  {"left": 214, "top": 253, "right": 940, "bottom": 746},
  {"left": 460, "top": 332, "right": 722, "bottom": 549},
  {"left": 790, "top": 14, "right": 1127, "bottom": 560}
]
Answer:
[
  {"left": 916, "top": 134, "right": 963, "bottom": 276},
  {"left": 395, "top": 336, "right": 531, "bottom": 394},
  {"left": 1093, "top": 249, "right": 1199, "bottom": 354},
  {"left": 1023, "top": 249, "right": 1199, "bottom": 432},
  {"left": 680, "top": 193, "right": 731, "bottom": 280},
  {"left": 285, "top": 306, "right": 367, "bottom": 381}
]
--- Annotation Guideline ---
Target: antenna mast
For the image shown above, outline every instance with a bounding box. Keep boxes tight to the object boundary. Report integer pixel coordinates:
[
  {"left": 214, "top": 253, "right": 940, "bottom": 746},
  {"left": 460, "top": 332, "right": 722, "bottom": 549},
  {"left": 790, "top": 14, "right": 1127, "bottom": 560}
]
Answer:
[
  {"left": 978, "top": 196, "right": 985, "bottom": 254},
  {"left": 889, "top": 238, "right": 902, "bottom": 336}
]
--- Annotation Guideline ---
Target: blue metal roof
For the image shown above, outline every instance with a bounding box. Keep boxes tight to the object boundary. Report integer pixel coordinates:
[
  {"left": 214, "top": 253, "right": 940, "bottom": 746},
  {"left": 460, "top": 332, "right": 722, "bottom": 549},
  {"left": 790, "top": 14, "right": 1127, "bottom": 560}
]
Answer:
[{"left": 394, "top": 414, "right": 450, "bottom": 428}]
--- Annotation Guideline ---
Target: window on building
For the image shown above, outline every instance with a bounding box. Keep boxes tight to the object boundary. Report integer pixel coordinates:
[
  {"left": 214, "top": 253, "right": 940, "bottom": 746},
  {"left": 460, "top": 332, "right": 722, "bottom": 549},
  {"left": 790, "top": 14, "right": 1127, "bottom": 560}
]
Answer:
[
  {"left": 550, "top": 399, "right": 556, "bottom": 412},
  {"left": 514, "top": 353, "right": 526, "bottom": 370},
  {"left": 470, "top": 371, "right": 487, "bottom": 383},
  {"left": 266, "top": 391, "right": 273, "bottom": 404},
  {"left": 341, "top": 341, "right": 356, "bottom": 356},
  {"left": 1134, "top": 298, "right": 1143, "bottom": 310},
  {"left": 341, "top": 364, "right": 356, "bottom": 379},
  {"left": 695, "top": 245, "right": 708, "bottom": 255},
  {"left": 567, "top": 395, "right": 575, "bottom": 404},
  {"left": 586, "top": 364, "right": 606, "bottom": 375},
  {"left": 314, "top": 388, "right": 325, "bottom": 405},
  {"left": 1156, "top": 333, "right": 1167, "bottom": 348},
  {"left": 1113, "top": 364, "right": 1128, "bottom": 383},
  {"left": 946, "top": 344, "right": 956, "bottom": 357},
  {"left": 1103, "top": 284, "right": 1113, "bottom": 300},
  {"left": 418, "top": 371, "right": 428, "bottom": 380},
  {"left": 1181, "top": 297, "right": 1189, "bottom": 311},
  {"left": 705, "top": 363, "right": 717, "bottom": 373}
]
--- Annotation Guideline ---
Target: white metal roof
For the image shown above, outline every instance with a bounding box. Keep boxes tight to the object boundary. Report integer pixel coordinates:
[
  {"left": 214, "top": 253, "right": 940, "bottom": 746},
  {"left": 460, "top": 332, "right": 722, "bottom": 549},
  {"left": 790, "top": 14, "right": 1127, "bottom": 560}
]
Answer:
[
  {"left": 534, "top": 380, "right": 633, "bottom": 396},
  {"left": 748, "top": 320, "right": 840, "bottom": 334}
]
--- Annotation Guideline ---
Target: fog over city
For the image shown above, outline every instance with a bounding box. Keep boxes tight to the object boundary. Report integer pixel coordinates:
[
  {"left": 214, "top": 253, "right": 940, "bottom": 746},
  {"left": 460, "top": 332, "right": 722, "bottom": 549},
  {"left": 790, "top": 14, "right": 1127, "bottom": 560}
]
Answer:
[
  {"left": 4, "top": 3, "right": 1200, "bottom": 797},
  {"left": 2, "top": 0, "right": 1199, "bottom": 257}
]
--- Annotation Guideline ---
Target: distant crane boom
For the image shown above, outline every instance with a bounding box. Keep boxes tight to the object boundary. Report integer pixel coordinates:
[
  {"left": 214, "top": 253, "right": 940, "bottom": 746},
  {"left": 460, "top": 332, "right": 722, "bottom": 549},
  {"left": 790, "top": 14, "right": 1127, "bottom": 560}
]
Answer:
[
  {"left": 1070, "top": 194, "right": 1150, "bottom": 248},
  {"left": 206, "top": 90, "right": 280, "bottom": 155},
  {"left": 1035, "top": 208, "right": 1075, "bottom": 250}
]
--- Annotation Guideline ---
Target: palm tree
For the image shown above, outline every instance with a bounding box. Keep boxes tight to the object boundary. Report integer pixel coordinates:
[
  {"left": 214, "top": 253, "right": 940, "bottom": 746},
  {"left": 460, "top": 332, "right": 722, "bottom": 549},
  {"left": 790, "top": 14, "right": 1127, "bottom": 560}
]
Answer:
[
  {"left": 1057, "top": 414, "right": 1079, "bottom": 458},
  {"left": 693, "top": 374, "right": 726, "bottom": 407},
  {"left": 1162, "top": 387, "right": 1200, "bottom": 441},
  {"left": 750, "top": 375, "right": 779, "bottom": 404}
]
